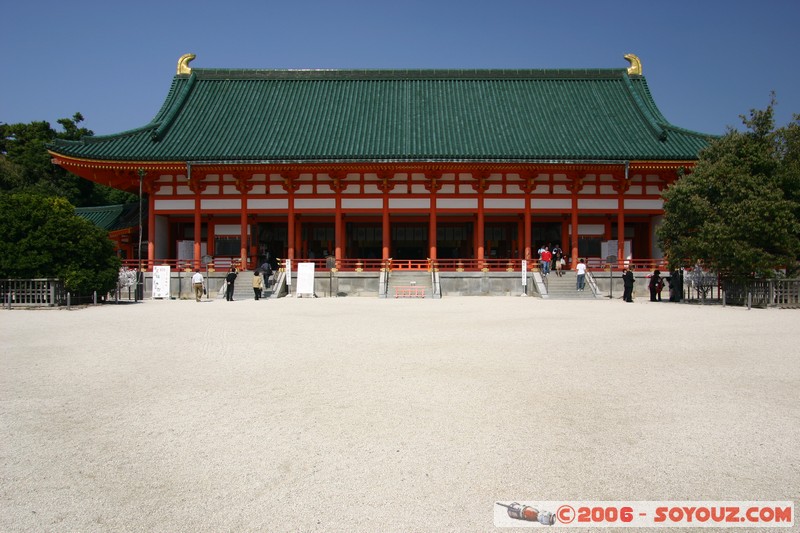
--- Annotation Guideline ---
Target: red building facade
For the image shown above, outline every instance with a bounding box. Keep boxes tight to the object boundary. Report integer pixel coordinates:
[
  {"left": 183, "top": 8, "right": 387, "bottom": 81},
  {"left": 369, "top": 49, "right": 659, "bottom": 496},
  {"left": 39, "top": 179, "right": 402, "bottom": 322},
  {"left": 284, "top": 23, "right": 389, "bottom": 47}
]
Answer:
[{"left": 50, "top": 54, "right": 711, "bottom": 272}]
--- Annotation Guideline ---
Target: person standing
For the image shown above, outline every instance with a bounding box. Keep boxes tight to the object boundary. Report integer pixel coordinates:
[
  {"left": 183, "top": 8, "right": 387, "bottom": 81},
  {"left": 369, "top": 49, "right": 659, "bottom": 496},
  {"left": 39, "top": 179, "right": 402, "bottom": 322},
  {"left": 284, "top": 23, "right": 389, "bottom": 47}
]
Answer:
[
  {"left": 192, "top": 270, "right": 204, "bottom": 302},
  {"left": 622, "top": 267, "right": 635, "bottom": 302},
  {"left": 260, "top": 260, "right": 273, "bottom": 296},
  {"left": 648, "top": 269, "right": 662, "bottom": 302},
  {"left": 252, "top": 270, "right": 264, "bottom": 300},
  {"left": 576, "top": 258, "right": 587, "bottom": 291},
  {"left": 225, "top": 267, "right": 238, "bottom": 301},
  {"left": 554, "top": 250, "right": 564, "bottom": 277},
  {"left": 551, "top": 244, "right": 562, "bottom": 273},
  {"left": 540, "top": 246, "right": 552, "bottom": 276}
]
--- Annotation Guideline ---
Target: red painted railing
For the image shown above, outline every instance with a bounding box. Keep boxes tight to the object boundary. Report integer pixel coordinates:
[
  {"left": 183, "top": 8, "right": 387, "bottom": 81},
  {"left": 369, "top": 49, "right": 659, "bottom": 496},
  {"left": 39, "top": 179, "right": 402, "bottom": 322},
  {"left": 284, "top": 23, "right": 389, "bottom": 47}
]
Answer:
[{"left": 123, "top": 257, "right": 671, "bottom": 273}]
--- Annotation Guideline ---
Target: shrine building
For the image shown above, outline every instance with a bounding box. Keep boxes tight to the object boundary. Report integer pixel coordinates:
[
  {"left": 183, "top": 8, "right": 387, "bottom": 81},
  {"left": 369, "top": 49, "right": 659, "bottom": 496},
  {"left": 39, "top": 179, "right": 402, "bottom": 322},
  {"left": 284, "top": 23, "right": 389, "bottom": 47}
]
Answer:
[{"left": 48, "top": 54, "right": 713, "bottom": 274}]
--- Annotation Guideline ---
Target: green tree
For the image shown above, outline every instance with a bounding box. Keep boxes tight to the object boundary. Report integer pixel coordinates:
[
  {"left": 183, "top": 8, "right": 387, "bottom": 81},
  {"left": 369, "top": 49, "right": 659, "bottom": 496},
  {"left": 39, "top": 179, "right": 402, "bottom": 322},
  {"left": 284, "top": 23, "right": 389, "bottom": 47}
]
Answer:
[
  {"left": 0, "top": 193, "right": 121, "bottom": 294},
  {"left": 0, "top": 114, "right": 136, "bottom": 206},
  {"left": 657, "top": 99, "right": 800, "bottom": 280}
]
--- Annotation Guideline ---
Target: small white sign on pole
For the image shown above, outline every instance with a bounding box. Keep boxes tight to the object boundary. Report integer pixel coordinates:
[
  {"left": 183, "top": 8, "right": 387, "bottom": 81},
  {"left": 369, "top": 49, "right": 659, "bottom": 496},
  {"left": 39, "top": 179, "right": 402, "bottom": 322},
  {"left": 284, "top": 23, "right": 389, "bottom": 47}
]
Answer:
[
  {"left": 521, "top": 260, "right": 528, "bottom": 286},
  {"left": 296, "top": 262, "right": 315, "bottom": 297},
  {"left": 286, "top": 259, "right": 292, "bottom": 287},
  {"left": 152, "top": 265, "right": 171, "bottom": 299}
]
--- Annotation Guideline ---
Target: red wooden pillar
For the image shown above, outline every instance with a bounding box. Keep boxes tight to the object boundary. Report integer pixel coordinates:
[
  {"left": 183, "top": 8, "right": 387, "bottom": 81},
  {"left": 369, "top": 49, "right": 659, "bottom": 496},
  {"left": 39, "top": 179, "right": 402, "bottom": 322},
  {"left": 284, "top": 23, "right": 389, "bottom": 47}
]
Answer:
[
  {"left": 333, "top": 173, "right": 344, "bottom": 262},
  {"left": 193, "top": 191, "right": 202, "bottom": 270},
  {"left": 240, "top": 207, "right": 248, "bottom": 267},
  {"left": 283, "top": 173, "right": 297, "bottom": 260},
  {"left": 569, "top": 175, "right": 582, "bottom": 269},
  {"left": 379, "top": 172, "right": 392, "bottom": 260},
  {"left": 235, "top": 174, "right": 253, "bottom": 268},
  {"left": 147, "top": 185, "right": 156, "bottom": 270},
  {"left": 522, "top": 171, "right": 534, "bottom": 261},
  {"left": 615, "top": 172, "right": 630, "bottom": 263},
  {"left": 382, "top": 195, "right": 390, "bottom": 260},
  {"left": 207, "top": 219, "right": 215, "bottom": 256},
  {"left": 427, "top": 173, "right": 440, "bottom": 260},
  {"left": 474, "top": 173, "right": 487, "bottom": 264},
  {"left": 429, "top": 206, "right": 437, "bottom": 260}
]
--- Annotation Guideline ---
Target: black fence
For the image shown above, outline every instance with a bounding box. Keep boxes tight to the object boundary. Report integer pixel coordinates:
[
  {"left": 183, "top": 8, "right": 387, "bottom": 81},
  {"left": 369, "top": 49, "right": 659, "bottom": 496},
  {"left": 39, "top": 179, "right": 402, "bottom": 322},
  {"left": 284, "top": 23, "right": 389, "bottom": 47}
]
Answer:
[
  {"left": 722, "top": 279, "right": 800, "bottom": 308},
  {"left": 2, "top": 278, "right": 66, "bottom": 307},
  {"left": 1, "top": 278, "right": 136, "bottom": 308}
]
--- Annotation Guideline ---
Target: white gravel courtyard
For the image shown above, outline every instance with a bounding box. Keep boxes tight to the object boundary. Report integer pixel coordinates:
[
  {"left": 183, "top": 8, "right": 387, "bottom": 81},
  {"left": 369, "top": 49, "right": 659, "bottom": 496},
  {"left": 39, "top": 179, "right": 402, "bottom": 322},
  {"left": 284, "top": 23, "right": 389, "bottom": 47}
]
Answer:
[{"left": 1, "top": 297, "right": 798, "bottom": 531}]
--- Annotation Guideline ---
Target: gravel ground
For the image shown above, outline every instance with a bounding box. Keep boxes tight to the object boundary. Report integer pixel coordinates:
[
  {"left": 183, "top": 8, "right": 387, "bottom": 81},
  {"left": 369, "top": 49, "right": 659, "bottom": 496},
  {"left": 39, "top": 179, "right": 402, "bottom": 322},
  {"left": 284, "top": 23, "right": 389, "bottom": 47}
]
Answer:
[{"left": 1, "top": 297, "right": 798, "bottom": 532}]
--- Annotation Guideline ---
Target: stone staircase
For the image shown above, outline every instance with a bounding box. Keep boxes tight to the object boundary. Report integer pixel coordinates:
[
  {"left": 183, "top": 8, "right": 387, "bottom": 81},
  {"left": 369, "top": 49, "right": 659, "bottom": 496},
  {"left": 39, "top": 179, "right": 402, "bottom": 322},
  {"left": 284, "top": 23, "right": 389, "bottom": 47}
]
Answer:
[
  {"left": 218, "top": 271, "right": 277, "bottom": 300},
  {"left": 386, "top": 271, "right": 435, "bottom": 298},
  {"left": 542, "top": 270, "right": 598, "bottom": 300}
]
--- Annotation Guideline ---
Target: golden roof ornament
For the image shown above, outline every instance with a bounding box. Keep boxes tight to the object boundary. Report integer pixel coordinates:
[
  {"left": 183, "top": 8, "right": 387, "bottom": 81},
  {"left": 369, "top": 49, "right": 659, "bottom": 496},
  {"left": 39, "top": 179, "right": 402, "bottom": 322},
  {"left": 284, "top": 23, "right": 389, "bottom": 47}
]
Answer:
[
  {"left": 624, "top": 54, "right": 642, "bottom": 76},
  {"left": 177, "top": 53, "right": 196, "bottom": 75}
]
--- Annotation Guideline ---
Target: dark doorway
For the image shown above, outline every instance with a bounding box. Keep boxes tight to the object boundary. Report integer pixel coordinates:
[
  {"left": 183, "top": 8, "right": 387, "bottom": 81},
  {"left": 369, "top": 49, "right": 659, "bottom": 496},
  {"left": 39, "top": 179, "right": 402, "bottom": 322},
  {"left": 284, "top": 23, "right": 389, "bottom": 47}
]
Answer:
[
  {"left": 436, "top": 222, "right": 473, "bottom": 259},
  {"left": 257, "top": 222, "right": 287, "bottom": 262},
  {"left": 347, "top": 222, "right": 382, "bottom": 259},
  {"left": 392, "top": 223, "right": 427, "bottom": 259}
]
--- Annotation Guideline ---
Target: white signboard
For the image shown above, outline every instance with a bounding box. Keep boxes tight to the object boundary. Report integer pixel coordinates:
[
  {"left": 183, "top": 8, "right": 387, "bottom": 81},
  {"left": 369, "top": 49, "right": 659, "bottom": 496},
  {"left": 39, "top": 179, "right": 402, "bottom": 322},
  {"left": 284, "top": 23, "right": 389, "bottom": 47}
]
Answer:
[
  {"left": 286, "top": 259, "right": 292, "bottom": 286},
  {"left": 296, "top": 262, "right": 315, "bottom": 296},
  {"left": 152, "top": 265, "right": 171, "bottom": 299},
  {"left": 601, "top": 240, "right": 632, "bottom": 262},
  {"left": 521, "top": 260, "right": 528, "bottom": 286}
]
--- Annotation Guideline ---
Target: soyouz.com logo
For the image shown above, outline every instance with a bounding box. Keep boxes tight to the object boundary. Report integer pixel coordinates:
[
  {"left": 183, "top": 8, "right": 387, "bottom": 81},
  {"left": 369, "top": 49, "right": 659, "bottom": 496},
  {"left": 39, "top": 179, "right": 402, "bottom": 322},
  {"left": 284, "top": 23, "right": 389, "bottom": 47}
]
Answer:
[{"left": 494, "top": 501, "right": 794, "bottom": 528}]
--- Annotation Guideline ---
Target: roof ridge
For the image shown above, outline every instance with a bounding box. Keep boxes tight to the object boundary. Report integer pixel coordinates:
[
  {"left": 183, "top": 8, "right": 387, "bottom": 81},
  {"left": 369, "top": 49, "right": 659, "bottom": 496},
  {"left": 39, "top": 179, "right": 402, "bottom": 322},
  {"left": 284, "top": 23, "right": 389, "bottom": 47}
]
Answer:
[{"left": 185, "top": 67, "right": 630, "bottom": 81}]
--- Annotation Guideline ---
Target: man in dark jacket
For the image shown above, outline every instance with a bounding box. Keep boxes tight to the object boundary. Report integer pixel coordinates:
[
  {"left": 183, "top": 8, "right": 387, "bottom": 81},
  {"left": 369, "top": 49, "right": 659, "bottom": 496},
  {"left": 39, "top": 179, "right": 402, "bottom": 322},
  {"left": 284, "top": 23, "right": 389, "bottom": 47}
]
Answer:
[
  {"left": 225, "top": 267, "right": 238, "bottom": 301},
  {"left": 622, "top": 267, "right": 635, "bottom": 303},
  {"left": 648, "top": 270, "right": 662, "bottom": 302}
]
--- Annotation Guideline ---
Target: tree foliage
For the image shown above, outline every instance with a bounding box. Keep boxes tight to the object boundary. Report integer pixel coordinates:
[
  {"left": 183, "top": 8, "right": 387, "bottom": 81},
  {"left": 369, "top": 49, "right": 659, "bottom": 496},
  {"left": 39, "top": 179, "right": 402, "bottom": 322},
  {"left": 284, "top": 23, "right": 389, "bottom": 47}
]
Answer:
[
  {"left": 658, "top": 98, "right": 800, "bottom": 280},
  {"left": 0, "top": 193, "right": 121, "bottom": 294},
  {"left": 0, "top": 114, "right": 136, "bottom": 206}
]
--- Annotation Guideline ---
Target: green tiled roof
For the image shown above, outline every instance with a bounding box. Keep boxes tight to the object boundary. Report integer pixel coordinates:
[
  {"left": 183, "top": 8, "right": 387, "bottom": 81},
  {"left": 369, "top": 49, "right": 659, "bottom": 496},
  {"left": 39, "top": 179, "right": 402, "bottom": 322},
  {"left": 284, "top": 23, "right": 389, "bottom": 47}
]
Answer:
[
  {"left": 50, "top": 66, "right": 713, "bottom": 163},
  {"left": 75, "top": 203, "right": 142, "bottom": 231}
]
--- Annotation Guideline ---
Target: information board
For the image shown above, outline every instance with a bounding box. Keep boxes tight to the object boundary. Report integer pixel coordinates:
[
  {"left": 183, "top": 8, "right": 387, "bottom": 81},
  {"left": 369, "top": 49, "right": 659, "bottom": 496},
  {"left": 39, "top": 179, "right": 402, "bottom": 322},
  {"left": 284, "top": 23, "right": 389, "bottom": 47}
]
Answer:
[
  {"left": 296, "top": 262, "right": 315, "bottom": 296},
  {"left": 152, "top": 265, "right": 171, "bottom": 299}
]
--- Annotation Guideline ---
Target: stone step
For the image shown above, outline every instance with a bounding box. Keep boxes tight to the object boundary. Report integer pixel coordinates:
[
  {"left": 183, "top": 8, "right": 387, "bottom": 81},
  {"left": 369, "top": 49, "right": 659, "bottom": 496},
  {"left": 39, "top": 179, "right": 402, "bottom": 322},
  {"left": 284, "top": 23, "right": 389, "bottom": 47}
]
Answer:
[
  {"left": 218, "top": 272, "right": 276, "bottom": 300},
  {"left": 387, "top": 272, "right": 434, "bottom": 298},
  {"left": 542, "top": 271, "right": 597, "bottom": 299}
]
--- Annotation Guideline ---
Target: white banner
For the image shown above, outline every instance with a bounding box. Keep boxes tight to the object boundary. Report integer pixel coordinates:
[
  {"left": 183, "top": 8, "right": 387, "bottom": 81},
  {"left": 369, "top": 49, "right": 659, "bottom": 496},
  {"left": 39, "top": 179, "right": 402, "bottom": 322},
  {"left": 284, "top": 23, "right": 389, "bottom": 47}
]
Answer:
[
  {"left": 152, "top": 265, "right": 170, "bottom": 299},
  {"left": 296, "top": 262, "right": 315, "bottom": 296}
]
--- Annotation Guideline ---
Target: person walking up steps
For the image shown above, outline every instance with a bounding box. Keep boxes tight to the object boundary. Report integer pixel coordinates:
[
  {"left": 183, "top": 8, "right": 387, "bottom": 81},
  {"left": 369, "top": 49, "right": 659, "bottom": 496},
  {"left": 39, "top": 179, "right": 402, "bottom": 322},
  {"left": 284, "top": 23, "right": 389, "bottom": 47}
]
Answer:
[
  {"left": 576, "top": 258, "right": 587, "bottom": 291},
  {"left": 252, "top": 270, "right": 263, "bottom": 300}
]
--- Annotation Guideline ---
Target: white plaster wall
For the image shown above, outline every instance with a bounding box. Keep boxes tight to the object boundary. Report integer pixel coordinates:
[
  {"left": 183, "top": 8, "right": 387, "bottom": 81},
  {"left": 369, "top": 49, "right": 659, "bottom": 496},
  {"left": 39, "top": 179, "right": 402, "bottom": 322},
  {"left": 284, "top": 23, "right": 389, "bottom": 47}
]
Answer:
[
  {"left": 532, "top": 198, "right": 571, "bottom": 210},
  {"left": 155, "top": 199, "right": 194, "bottom": 211},
  {"left": 389, "top": 198, "right": 430, "bottom": 209},
  {"left": 202, "top": 199, "right": 242, "bottom": 210},
  {"left": 248, "top": 199, "right": 289, "bottom": 209},
  {"left": 578, "top": 199, "right": 618, "bottom": 210},
  {"left": 295, "top": 199, "right": 336, "bottom": 209},
  {"left": 485, "top": 198, "right": 524, "bottom": 209},
  {"left": 437, "top": 198, "right": 478, "bottom": 209},
  {"left": 625, "top": 199, "right": 663, "bottom": 210},
  {"left": 342, "top": 199, "right": 382, "bottom": 209}
]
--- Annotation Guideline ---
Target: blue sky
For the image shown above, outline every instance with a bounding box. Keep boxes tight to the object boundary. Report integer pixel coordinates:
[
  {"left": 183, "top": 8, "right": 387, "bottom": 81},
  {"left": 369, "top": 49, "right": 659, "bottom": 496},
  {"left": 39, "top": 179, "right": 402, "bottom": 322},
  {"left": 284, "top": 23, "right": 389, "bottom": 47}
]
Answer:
[{"left": 2, "top": 0, "right": 798, "bottom": 137}]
